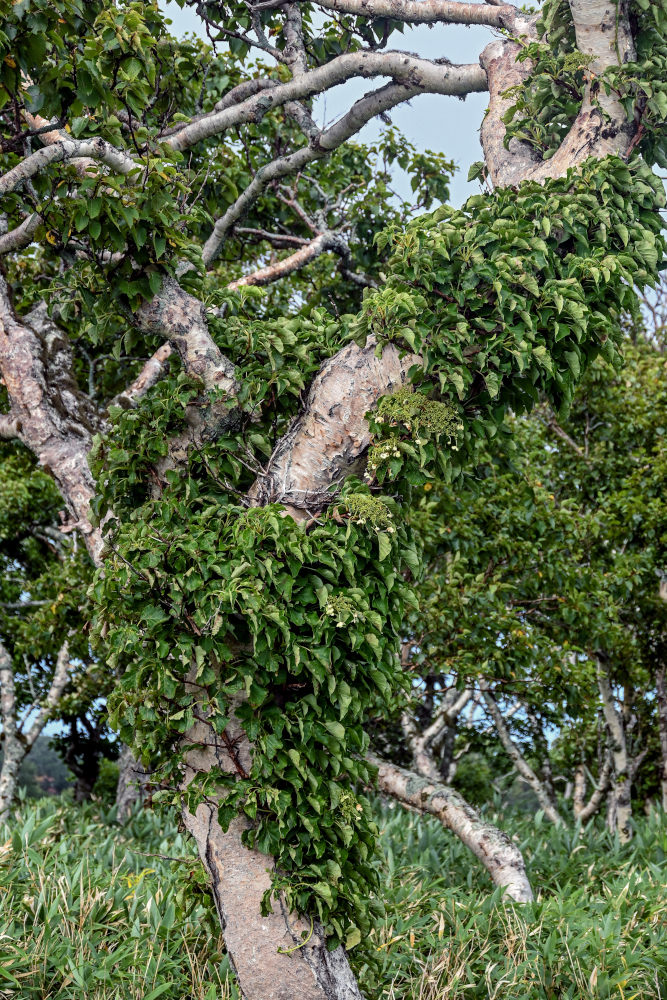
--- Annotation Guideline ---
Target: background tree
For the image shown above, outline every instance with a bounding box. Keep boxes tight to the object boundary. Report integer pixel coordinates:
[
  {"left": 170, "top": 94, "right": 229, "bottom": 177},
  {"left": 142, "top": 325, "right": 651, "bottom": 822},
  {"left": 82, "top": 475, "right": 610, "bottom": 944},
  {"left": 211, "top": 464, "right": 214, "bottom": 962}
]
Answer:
[
  {"left": 403, "top": 335, "right": 667, "bottom": 838},
  {"left": 0, "top": 0, "right": 665, "bottom": 997}
]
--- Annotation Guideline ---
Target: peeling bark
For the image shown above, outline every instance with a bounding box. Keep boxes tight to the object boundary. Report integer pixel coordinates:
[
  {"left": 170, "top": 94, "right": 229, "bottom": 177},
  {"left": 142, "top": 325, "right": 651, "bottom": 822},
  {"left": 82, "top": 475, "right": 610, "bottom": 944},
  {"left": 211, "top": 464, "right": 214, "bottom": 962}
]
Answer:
[
  {"left": 248, "top": 338, "right": 418, "bottom": 515},
  {"left": 370, "top": 754, "right": 533, "bottom": 903},
  {"left": 0, "top": 281, "right": 104, "bottom": 562}
]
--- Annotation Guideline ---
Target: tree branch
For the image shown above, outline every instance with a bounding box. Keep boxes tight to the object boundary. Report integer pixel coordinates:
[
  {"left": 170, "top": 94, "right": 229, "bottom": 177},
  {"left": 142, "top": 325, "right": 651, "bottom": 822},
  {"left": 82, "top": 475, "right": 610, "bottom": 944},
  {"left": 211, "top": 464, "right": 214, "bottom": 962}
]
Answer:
[
  {"left": 168, "top": 51, "right": 487, "bottom": 153},
  {"left": 0, "top": 136, "right": 136, "bottom": 196},
  {"left": 202, "top": 69, "right": 484, "bottom": 264},
  {"left": 370, "top": 753, "right": 533, "bottom": 902},
  {"left": 24, "top": 640, "right": 71, "bottom": 748},
  {"left": 257, "top": 0, "right": 520, "bottom": 28}
]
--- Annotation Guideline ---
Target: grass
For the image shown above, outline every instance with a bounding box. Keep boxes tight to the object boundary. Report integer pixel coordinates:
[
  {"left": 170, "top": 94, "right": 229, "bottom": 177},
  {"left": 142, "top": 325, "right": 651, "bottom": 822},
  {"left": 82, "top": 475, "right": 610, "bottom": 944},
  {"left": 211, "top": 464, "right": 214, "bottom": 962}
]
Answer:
[{"left": 0, "top": 794, "right": 665, "bottom": 999}]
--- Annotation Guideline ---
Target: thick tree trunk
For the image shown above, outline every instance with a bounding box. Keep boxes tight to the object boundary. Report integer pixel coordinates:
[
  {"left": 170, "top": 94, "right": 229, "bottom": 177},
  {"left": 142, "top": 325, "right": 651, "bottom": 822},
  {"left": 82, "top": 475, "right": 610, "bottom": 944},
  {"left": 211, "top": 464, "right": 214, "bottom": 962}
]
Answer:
[
  {"left": 181, "top": 700, "right": 362, "bottom": 1000},
  {"left": 370, "top": 754, "right": 533, "bottom": 903},
  {"left": 655, "top": 665, "right": 667, "bottom": 812}
]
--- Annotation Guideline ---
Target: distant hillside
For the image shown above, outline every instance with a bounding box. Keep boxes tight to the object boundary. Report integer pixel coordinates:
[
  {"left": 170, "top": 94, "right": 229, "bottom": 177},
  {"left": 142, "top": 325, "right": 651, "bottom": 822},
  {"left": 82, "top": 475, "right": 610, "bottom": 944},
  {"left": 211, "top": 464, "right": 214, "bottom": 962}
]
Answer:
[{"left": 0, "top": 735, "right": 70, "bottom": 797}]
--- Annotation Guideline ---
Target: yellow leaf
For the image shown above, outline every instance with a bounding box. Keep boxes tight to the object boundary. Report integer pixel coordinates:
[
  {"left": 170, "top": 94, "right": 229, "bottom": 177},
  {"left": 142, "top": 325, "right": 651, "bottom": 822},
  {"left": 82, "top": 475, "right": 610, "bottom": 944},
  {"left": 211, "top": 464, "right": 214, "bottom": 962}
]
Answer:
[{"left": 4, "top": 56, "right": 16, "bottom": 68}]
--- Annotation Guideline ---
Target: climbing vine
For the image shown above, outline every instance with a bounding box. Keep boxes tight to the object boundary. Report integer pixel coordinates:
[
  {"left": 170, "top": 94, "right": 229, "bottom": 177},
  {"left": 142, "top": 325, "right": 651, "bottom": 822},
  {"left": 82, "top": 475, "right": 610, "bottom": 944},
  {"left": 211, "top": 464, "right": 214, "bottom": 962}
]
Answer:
[{"left": 92, "top": 147, "right": 663, "bottom": 944}]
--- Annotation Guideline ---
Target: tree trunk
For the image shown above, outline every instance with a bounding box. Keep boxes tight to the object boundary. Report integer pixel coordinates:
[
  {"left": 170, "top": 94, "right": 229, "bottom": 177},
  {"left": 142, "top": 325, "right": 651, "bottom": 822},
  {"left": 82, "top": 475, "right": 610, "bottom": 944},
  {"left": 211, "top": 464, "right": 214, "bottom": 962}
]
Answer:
[
  {"left": 655, "top": 665, "right": 667, "bottom": 812},
  {"left": 597, "top": 664, "right": 632, "bottom": 842},
  {"left": 370, "top": 754, "right": 533, "bottom": 903},
  {"left": 0, "top": 736, "right": 23, "bottom": 825},
  {"left": 116, "top": 745, "right": 149, "bottom": 821},
  {"left": 181, "top": 700, "right": 363, "bottom": 1000},
  {"left": 481, "top": 687, "right": 563, "bottom": 826}
]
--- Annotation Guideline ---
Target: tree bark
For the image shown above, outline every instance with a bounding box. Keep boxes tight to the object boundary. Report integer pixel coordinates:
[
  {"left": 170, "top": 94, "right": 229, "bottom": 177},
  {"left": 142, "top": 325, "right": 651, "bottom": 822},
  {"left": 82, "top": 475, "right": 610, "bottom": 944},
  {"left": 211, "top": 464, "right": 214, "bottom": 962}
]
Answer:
[
  {"left": 597, "top": 664, "right": 632, "bottom": 841},
  {"left": 116, "top": 745, "right": 150, "bottom": 820},
  {"left": 0, "top": 639, "right": 70, "bottom": 823},
  {"left": 370, "top": 754, "right": 533, "bottom": 903},
  {"left": 181, "top": 696, "right": 363, "bottom": 1000},
  {"left": 655, "top": 665, "right": 667, "bottom": 812}
]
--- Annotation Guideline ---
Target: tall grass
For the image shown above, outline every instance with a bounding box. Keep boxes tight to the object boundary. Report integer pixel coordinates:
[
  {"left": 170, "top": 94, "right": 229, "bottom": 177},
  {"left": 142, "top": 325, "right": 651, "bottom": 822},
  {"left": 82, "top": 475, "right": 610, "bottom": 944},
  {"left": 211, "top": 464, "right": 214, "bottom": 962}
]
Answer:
[
  {"left": 0, "top": 798, "right": 234, "bottom": 999},
  {"left": 355, "top": 800, "right": 667, "bottom": 999},
  {"left": 1, "top": 795, "right": 665, "bottom": 999}
]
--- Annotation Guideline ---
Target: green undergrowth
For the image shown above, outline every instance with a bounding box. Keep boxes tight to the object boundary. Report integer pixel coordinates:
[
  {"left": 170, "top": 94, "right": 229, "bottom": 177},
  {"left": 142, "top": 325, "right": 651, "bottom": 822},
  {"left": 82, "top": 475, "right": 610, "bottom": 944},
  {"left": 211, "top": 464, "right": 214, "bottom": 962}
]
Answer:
[{"left": 0, "top": 796, "right": 665, "bottom": 999}]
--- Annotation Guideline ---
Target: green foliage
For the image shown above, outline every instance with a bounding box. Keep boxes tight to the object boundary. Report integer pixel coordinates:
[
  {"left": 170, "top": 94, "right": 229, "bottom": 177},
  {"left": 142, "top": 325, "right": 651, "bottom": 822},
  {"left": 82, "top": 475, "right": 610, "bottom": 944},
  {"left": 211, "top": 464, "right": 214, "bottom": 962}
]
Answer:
[
  {"left": 2, "top": 796, "right": 665, "bottom": 999},
  {"left": 94, "top": 476, "right": 418, "bottom": 946},
  {"left": 91, "top": 151, "right": 664, "bottom": 941},
  {"left": 357, "top": 799, "right": 667, "bottom": 999},
  {"left": 360, "top": 156, "right": 664, "bottom": 491}
]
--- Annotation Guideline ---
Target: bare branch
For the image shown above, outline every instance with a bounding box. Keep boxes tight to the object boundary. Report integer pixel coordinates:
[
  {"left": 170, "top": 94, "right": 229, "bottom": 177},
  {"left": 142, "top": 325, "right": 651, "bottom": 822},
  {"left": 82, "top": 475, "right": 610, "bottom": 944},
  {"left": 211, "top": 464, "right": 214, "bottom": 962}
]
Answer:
[
  {"left": 24, "top": 640, "right": 71, "bottom": 748},
  {"left": 0, "top": 284, "right": 104, "bottom": 561},
  {"left": 227, "top": 231, "right": 349, "bottom": 289},
  {"left": 0, "top": 213, "right": 41, "bottom": 255},
  {"left": 247, "top": 336, "right": 418, "bottom": 515},
  {"left": 256, "top": 0, "right": 520, "bottom": 28},
  {"left": 481, "top": 685, "right": 563, "bottom": 825},
  {"left": 109, "top": 343, "right": 173, "bottom": 410},
  {"left": 202, "top": 69, "right": 485, "bottom": 263},
  {"left": 0, "top": 136, "right": 136, "bottom": 196},
  {"left": 168, "top": 51, "right": 487, "bottom": 153}
]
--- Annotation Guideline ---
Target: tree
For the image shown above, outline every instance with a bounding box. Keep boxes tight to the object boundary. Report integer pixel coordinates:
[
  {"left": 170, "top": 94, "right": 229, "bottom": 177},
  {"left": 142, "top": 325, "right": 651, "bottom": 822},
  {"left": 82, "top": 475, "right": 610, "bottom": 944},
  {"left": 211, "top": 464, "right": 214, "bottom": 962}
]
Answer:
[
  {"left": 0, "top": 438, "right": 91, "bottom": 821},
  {"left": 404, "top": 338, "right": 667, "bottom": 837},
  {"left": 0, "top": 0, "right": 665, "bottom": 996}
]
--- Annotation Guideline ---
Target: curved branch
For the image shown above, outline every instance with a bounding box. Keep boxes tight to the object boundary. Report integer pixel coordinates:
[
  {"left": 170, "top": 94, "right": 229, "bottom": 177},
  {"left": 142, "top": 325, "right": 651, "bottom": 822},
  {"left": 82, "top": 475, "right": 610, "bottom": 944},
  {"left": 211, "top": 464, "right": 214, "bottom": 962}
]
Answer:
[
  {"left": 169, "top": 51, "right": 487, "bottom": 153},
  {"left": 0, "top": 136, "right": 136, "bottom": 195},
  {"left": 0, "top": 213, "right": 41, "bottom": 255},
  {"left": 370, "top": 753, "right": 534, "bottom": 903},
  {"left": 481, "top": 686, "right": 563, "bottom": 825},
  {"left": 227, "top": 231, "right": 348, "bottom": 289},
  {"left": 480, "top": 0, "right": 638, "bottom": 187}
]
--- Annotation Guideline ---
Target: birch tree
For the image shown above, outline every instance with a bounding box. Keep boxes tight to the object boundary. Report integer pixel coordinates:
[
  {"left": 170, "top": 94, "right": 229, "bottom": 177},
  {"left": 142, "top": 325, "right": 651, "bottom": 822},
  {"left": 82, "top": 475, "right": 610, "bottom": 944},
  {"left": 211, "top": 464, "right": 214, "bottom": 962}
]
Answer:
[{"left": 0, "top": 0, "right": 665, "bottom": 997}]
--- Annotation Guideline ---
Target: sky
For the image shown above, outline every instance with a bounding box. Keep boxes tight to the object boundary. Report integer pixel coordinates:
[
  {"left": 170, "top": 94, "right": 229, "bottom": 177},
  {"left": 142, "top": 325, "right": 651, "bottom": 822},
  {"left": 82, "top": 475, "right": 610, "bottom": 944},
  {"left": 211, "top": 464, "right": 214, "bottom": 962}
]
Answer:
[{"left": 162, "top": 2, "right": 496, "bottom": 207}]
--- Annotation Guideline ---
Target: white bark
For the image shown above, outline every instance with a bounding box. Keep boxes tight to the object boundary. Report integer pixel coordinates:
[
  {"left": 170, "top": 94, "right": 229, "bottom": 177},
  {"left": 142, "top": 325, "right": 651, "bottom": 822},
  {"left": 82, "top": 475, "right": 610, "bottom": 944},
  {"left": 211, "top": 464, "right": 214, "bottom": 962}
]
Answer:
[
  {"left": 0, "top": 135, "right": 135, "bottom": 195},
  {"left": 597, "top": 664, "right": 633, "bottom": 841},
  {"left": 0, "top": 640, "right": 70, "bottom": 823},
  {"left": 269, "top": 0, "right": 520, "bottom": 28},
  {"left": 168, "top": 52, "right": 487, "bottom": 153},
  {"left": 572, "top": 753, "right": 612, "bottom": 823},
  {"left": 370, "top": 754, "right": 533, "bottom": 903}
]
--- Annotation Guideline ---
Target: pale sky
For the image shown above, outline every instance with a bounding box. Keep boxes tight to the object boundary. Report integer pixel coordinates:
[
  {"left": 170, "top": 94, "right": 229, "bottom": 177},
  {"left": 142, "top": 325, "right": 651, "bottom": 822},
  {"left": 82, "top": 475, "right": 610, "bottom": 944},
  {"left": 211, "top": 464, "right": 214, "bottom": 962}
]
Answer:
[{"left": 162, "top": 2, "right": 496, "bottom": 207}]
